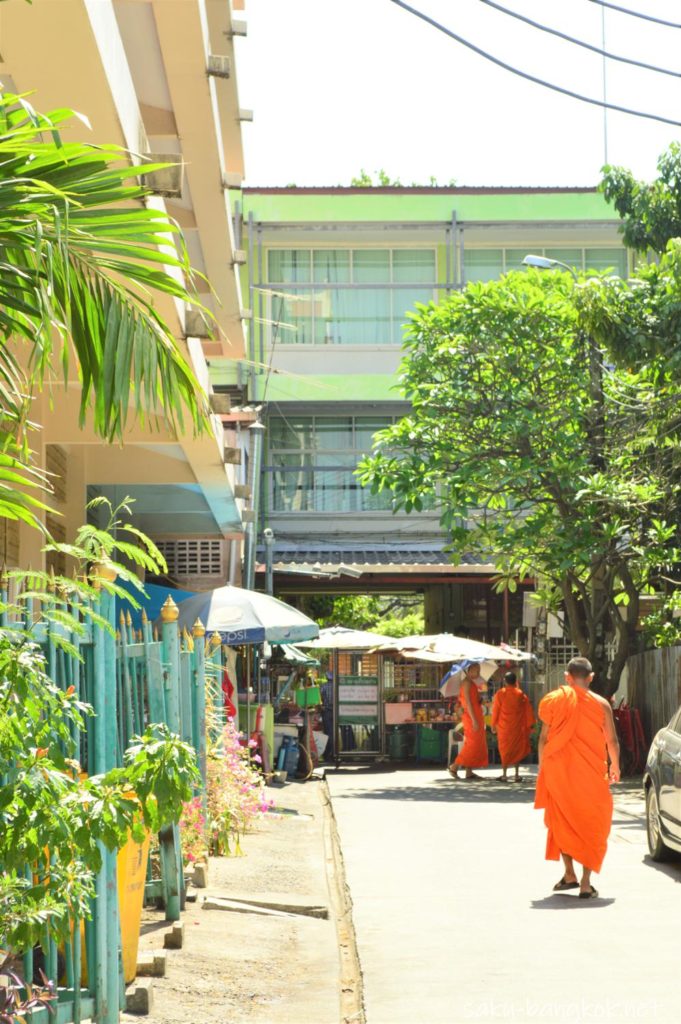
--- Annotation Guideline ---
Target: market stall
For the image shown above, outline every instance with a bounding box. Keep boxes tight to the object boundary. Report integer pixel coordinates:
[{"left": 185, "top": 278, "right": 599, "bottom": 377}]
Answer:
[
  {"left": 168, "top": 584, "right": 319, "bottom": 774},
  {"left": 378, "top": 635, "right": 532, "bottom": 765},
  {"left": 298, "top": 627, "right": 395, "bottom": 766}
]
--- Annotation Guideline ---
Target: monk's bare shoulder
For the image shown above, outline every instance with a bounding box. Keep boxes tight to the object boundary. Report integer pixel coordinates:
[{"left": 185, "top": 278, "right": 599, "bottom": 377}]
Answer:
[{"left": 589, "top": 691, "right": 611, "bottom": 709}]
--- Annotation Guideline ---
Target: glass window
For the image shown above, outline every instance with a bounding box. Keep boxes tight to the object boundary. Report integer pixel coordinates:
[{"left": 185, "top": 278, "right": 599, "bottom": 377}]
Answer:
[
  {"left": 354, "top": 417, "right": 391, "bottom": 450},
  {"left": 504, "top": 249, "right": 531, "bottom": 273},
  {"left": 268, "top": 416, "right": 396, "bottom": 514},
  {"left": 392, "top": 250, "right": 436, "bottom": 283},
  {"left": 266, "top": 249, "right": 435, "bottom": 345},
  {"left": 465, "top": 250, "right": 504, "bottom": 282},
  {"left": 313, "top": 249, "right": 351, "bottom": 284},
  {"left": 268, "top": 417, "right": 313, "bottom": 450},
  {"left": 268, "top": 249, "right": 311, "bottom": 283},
  {"left": 585, "top": 248, "right": 628, "bottom": 276},
  {"left": 392, "top": 287, "right": 433, "bottom": 344},
  {"left": 353, "top": 249, "right": 390, "bottom": 283},
  {"left": 544, "top": 249, "right": 583, "bottom": 271},
  {"left": 315, "top": 418, "right": 353, "bottom": 450},
  {"left": 271, "top": 454, "right": 314, "bottom": 513}
]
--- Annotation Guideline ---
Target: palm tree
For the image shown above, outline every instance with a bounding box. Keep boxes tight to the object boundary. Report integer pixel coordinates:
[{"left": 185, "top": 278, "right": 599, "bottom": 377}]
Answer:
[{"left": 0, "top": 92, "right": 210, "bottom": 528}]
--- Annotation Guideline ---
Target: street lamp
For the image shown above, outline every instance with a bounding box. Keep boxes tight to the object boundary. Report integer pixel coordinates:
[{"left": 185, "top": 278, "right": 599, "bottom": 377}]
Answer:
[{"left": 522, "top": 254, "right": 577, "bottom": 278}]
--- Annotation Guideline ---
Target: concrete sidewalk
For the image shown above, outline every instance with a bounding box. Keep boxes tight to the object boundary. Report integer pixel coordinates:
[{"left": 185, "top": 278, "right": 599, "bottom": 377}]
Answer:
[
  {"left": 328, "top": 765, "right": 681, "bottom": 1024},
  {"left": 122, "top": 779, "right": 341, "bottom": 1024}
]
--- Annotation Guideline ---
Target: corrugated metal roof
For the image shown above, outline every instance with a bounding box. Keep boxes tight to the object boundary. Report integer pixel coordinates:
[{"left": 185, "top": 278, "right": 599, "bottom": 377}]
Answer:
[{"left": 256, "top": 542, "right": 487, "bottom": 569}]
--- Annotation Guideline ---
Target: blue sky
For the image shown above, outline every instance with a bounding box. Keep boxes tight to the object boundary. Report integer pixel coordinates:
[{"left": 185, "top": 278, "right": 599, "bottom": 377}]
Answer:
[{"left": 236, "top": 0, "right": 681, "bottom": 187}]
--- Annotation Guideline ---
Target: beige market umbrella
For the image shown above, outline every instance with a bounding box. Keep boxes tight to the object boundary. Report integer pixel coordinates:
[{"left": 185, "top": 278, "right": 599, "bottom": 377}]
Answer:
[
  {"left": 297, "top": 626, "right": 396, "bottom": 650},
  {"left": 377, "top": 633, "right": 522, "bottom": 664}
]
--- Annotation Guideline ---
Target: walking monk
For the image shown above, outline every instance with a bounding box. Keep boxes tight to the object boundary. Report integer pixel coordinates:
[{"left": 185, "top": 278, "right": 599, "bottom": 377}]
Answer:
[
  {"left": 534, "top": 657, "right": 620, "bottom": 898},
  {"left": 448, "top": 663, "right": 488, "bottom": 781},
  {"left": 491, "top": 670, "right": 535, "bottom": 782}
]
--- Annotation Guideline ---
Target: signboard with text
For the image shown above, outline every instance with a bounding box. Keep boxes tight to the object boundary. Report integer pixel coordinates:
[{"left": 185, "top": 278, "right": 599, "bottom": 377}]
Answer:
[{"left": 338, "top": 675, "right": 380, "bottom": 726}]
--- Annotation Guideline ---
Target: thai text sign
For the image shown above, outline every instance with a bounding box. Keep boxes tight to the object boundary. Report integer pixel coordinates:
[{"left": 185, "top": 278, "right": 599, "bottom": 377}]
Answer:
[{"left": 338, "top": 675, "right": 379, "bottom": 726}]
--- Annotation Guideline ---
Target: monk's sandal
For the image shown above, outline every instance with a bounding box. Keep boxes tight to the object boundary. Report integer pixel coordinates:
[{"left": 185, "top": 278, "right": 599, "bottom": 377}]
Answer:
[{"left": 553, "top": 876, "right": 579, "bottom": 891}]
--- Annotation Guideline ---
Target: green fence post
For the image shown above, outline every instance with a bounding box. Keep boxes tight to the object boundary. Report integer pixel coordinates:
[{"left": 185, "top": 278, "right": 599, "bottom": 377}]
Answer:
[
  {"left": 160, "top": 597, "right": 182, "bottom": 922},
  {"left": 180, "top": 648, "right": 193, "bottom": 748},
  {"left": 191, "top": 621, "right": 207, "bottom": 796},
  {"left": 92, "top": 586, "right": 122, "bottom": 1024}
]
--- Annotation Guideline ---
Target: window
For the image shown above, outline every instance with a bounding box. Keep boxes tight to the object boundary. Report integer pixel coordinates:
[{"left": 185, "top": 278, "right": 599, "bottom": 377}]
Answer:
[
  {"left": 267, "top": 415, "right": 396, "bottom": 513},
  {"left": 464, "top": 246, "right": 628, "bottom": 282},
  {"left": 266, "top": 248, "right": 436, "bottom": 345}
]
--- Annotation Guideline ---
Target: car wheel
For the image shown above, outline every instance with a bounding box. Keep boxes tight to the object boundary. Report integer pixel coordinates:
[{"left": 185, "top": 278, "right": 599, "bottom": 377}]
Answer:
[{"left": 646, "top": 786, "right": 670, "bottom": 862}]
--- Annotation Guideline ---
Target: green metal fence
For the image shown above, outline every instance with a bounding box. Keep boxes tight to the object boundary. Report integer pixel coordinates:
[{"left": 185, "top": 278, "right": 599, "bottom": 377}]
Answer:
[{"left": 1, "top": 591, "right": 217, "bottom": 1024}]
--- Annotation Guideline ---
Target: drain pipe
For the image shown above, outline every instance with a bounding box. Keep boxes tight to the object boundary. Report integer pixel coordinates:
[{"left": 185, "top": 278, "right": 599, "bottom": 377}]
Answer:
[
  {"left": 263, "top": 528, "right": 274, "bottom": 595},
  {"left": 243, "top": 420, "right": 265, "bottom": 590}
]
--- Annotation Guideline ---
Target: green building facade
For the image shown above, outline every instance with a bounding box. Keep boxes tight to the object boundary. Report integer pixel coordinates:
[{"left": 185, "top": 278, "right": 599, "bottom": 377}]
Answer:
[{"left": 215, "top": 187, "right": 627, "bottom": 640}]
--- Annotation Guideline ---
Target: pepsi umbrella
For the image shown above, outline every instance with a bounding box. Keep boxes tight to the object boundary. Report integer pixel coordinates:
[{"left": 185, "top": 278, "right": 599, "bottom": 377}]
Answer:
[{"left": 167, "top": 584, "right": 319, "bottom": 645}]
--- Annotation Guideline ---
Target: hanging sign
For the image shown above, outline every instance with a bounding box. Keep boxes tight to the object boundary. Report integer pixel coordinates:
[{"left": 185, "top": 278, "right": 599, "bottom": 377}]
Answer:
[{"left": 338, "top": 675, "right": 379, "bottom": 726}]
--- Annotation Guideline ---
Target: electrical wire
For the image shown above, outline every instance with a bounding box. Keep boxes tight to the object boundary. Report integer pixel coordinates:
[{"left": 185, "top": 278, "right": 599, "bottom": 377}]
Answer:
[
  {"left": 389, "top": 0, "right": 681, "bottom": 127},
  {"left": 587, "top": 0, "right": 681, "bottom": 29},
  {"left": 478, "top": 0, "right": 680, "bottom": 79}
]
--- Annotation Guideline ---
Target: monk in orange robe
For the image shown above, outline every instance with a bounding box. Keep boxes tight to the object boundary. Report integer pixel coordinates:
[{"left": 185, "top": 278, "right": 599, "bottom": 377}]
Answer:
[
  {"left": 491, "top": 670, "right": 535, "bottom": 782},
  {"left": 448, "top": 663, "right": 488, "bottom": 781},
  {"left": 534, "top": 656, "right": 620, "bottom": 898}
]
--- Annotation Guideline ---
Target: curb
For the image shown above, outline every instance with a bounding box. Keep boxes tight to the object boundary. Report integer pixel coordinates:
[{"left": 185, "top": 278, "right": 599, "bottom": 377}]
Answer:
[{"left": 320, "top": 778, "right": 366, "bottom": 1024}]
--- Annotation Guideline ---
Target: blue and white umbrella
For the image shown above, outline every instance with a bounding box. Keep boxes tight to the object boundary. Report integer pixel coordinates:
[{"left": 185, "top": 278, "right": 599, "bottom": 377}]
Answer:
[
  {"left": 440, "top": 659, "right": 499, "bottom": 698},
  {"left": 168, "top": 584, "right": 319, "bottom": 645}
]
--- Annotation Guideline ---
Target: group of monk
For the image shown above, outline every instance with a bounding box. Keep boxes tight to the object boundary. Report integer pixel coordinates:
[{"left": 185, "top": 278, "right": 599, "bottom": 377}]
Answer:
[
  {"left": 448, "top": 656, "right": 621, "bottom": 897},
  {"left": 448, "top": 664, "right": 534, "bottom": 782}
]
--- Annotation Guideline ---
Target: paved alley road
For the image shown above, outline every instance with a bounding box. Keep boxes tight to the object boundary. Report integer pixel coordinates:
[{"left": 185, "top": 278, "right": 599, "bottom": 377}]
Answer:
[{"left": 328, "top": 766, "right": 681, "bottom": 1024}]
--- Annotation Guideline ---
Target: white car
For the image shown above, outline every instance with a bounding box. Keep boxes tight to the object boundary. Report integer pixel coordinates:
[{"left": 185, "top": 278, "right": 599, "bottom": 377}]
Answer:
[{"left": 643, "top": 705, "right": 681, "bottom": 860}]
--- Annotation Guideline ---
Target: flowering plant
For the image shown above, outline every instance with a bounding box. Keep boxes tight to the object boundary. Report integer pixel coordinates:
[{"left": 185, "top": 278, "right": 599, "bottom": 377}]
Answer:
[
  {"left": 179, "top": 796, "right": 209, "bottom": 866},
  {"left": 206, "top": 720, "right": 273, "bottom": 856}
]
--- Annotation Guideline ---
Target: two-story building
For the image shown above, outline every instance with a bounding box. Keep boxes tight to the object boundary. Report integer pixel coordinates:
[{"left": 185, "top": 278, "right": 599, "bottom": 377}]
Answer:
[
  {"left": 0, "top": 0, "right": 252, "bottom": 590},
  {"left": 213, "top": 186, "right": 628, "bottom": 640}
]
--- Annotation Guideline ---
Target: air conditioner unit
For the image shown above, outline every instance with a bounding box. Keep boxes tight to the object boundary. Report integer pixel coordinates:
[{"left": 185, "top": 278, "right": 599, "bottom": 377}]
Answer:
[
  {"left": 207, "top": 55, "right": 231, "bottom": 79},
  {"left": 222, "top": 172, "right": 243, "bottom": 190},
  {"left": 209, "top": 393, "right": 232, "bottom": 415},
  {"left": 185, "top": 310, "right": 211, "bottom": 338},
  {"left": 224, "top": 445, "right": 242, "bottom": 465},
  {"left": 141, "top": 154, "right": 184, "bottom": 199},
  {"left": 230, "top": 19, "right": 247, "bottom": 37}
]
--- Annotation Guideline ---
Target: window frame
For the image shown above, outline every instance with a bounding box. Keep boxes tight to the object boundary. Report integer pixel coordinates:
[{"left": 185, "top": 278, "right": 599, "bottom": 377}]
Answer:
[
  {"left": 265, "top": 246, "right": 438, "bottom": 347},
  {"left": 266, "top": 413, "right": 399, "bottom": 515},
  {"left": 462, "top": 245, "right": 630, "bottom": 282}
]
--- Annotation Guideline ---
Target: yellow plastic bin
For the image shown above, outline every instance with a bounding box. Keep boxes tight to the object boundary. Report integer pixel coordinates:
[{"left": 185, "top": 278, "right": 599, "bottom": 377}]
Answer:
[{"left": 117, "top": 828, "right": 151, "bottom": 984}]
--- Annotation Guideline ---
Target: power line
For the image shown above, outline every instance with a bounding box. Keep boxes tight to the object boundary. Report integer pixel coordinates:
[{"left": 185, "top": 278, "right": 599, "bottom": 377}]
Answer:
[
  {"left": 389, "top": 0, "right": 681, "bottom": 128},
  {"left": 587, "top": 0, "right": 681, "bottom": 30},
  {"left": 478, "top": 0, "right": 680, "bottom": 79}
]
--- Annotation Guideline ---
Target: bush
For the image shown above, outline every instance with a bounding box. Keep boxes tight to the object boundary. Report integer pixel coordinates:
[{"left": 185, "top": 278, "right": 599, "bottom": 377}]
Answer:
[{"left": 206, "top": 720, "right": 272, "bottom": 856}]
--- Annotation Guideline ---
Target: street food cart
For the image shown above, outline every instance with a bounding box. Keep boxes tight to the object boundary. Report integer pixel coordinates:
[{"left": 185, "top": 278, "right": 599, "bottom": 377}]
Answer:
[
  {"left": 377, "top": 635, "right": 532, "bottom": 764},
  {"left": 298, "top": 627, "right": 395, "bottom": 765}
]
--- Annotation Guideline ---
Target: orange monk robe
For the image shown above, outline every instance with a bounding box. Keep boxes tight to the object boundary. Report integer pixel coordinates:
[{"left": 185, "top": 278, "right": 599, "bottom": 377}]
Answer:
[
  {"left": 534, "top": 685, "right": 613, "bottom": 873},
  {"left": 454, "top": 683, "right": 488, "bottom": 769},
  {"left": 491, "top": 686, "right": 535, "bottom": 766}
]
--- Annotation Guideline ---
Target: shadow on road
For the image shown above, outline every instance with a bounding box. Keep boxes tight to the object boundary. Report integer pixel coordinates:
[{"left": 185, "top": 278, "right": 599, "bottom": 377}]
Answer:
[
  {"left": 530, "top": 894, "right": 616, "bottom": 910},
  {"left": 329, "top": 779, "right": 537, "bottom": 804},
  {"left": 641, "top": 853, "right": 681, "bottom": 881}
]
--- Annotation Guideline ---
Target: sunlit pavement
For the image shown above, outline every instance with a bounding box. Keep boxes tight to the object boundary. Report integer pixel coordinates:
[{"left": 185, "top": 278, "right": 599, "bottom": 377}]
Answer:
[{"left": 327, "top": 765, "right": 681, "bottom": 1024}]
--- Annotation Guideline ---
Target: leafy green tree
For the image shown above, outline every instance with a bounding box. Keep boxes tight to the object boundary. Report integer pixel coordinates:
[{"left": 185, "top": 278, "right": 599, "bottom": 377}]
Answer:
[
  {"left": 349, "top": 169, "right": 456, "bottom": 187},
  {"left": 0, "top": 92, "right": 210, "bottom": 528},
  {"left": 373, "top": 610, "right": 424, "bottom": 638},
  {"left": 601, "top": 142, "right": 681, "bottom": 254},
  {"left": 360, "top": 268, "right": 681, "bottom": 696}
]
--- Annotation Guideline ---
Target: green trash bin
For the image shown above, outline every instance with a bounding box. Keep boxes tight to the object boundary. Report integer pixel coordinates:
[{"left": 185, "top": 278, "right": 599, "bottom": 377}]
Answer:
[
  {"left": 416, "top": 725, "right": 447, "bottom": 763},
  {"left": 388, "top": 726, "right": 410, "bottom": 760}
]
